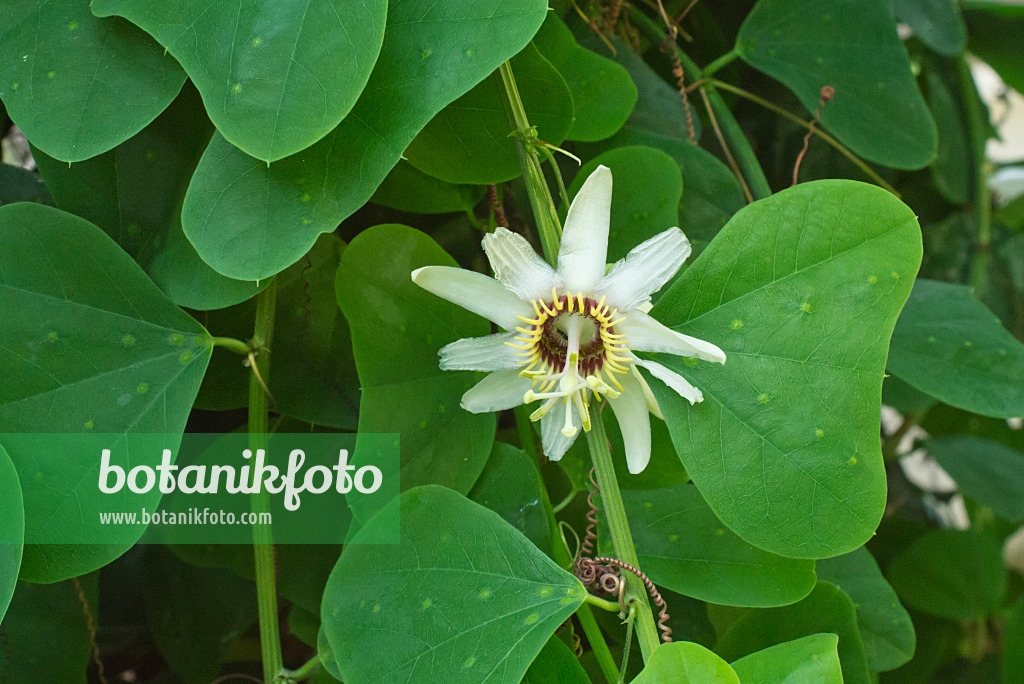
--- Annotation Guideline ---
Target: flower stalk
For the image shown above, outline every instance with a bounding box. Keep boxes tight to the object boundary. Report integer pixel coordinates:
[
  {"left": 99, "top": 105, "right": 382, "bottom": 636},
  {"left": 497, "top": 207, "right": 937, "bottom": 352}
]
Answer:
[
  {"left": 585, "top": 403, "right": 662, "bottom": 660},
  {"left": 248, "top": 278, "right": 284, "bottom": 684}
]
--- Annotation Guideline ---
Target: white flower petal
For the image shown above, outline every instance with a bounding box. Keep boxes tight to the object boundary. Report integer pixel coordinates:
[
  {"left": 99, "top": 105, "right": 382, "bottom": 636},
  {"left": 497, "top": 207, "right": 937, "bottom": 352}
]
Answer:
[
  {"left": 558, "top": 165, "right": 612, "bottom": 293},
  {"left": 460, "top": 369, "right": 533, "bottom": 413},
  {"left": 412, "top": 266, "right": 531, "bottom": 331},
  {"left": 440, "top": 333, "right": 521, "bottom": 372},
  {"left": 596, "top": 227, "right": 691, "bottom": 311},
  {"left": 631, "top": 365, "right": 664, "bottom": 419},
  {"left": 540, "top": 399, "right": 579, "bottom": 461},
  {"left": 633, "top": 357, "right": 703, "bottom": 405},
  {"left": 618, "top": 310, "right": 727, "bottom": 364},
  {"left": 607, "top": 371, "right": 652, "bottom": 474},
  {"left": 481, "top": 227, "right": 562, "bottom": 301}
]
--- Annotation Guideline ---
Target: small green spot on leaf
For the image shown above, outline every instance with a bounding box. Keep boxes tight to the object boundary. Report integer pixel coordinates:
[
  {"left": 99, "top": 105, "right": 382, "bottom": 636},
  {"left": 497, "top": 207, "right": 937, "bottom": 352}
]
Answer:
[
  {"left": 170, "top": 333, "right": 184, "bottom": 345},
  {"left": 757, "top": 393, "right": 770, "bottom": 405},
  {"left": 47, "top": 331, "right": 58, "bottom": 342},
  {"left": 371, "top": 604, "right": 381, "bottom": 613},
  {"left": 47, "top": 70, "right": 56, "bottom": 79},
  {"left": 684, "top": 357, "right": 699, "bottom": 367},
  {"left": 537, "top": 586, "right": 552, "bottom": 597},
  {"left": 422, "top": 49, "right": 432, "bottom": 59},
  {"left": 300, "top": 192, "right": 311, "bottom": 202},
  {"left": 67, "top": 21, "right": 78, "bottom": 30},
  {"left": 136, "top": 382, "right": 149, "bottom": 394},
  {"left": 800, "top": 301, "right": 811, "bottom": 313},
  {"left": 478, "top": 588, "right": 492, "bottom": 600},
  {"left": 10, "top": 82, "right": 19, "bottom": 90},
  {"left": 847, "top": 455, "right": 858, "bottom": 466},
  {"left": 121, "top": 334, "right": 136, "bottom": 346},
  {"left": 524, "top": 614, "right": 539, "bottom": 625},
  {"left": 421, "top": 598, "right": 432, "bottom": 609},
  {"left": 730, "top": 319, "right": 744, "bottom": 330},
  {"left": 891, "top": 271, "right": 900, "bottom": 280},
  {"left": 83, "top": 420, "right": 94, "bottom": 430},
  {"left": 868, "top": 274, "right": 879, "bottom": 284},
  {"left": 464, "top": 657, "right": 476, "bottom": 668},
  {"left": 252, "top": 36, "right": 262, "bottom": 46},
  {"left": 232, "top": 83, "right": 242, "bottom": 93},
  {"left": 815, "top": 428, "right": 825, "bottom": 439},
  {"left": 179, "top": 351, "right": 193, "bottom": 364}
]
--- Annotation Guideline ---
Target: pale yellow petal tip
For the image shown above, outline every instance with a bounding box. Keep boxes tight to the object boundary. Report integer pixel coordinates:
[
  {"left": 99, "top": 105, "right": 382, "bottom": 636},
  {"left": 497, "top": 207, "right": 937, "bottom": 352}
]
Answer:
[
  {"left": 410, "top": 266, "right": 428, "bottom": 283},
  {"left": 627, "top": 456, "right": 650, "bottom": 475}
]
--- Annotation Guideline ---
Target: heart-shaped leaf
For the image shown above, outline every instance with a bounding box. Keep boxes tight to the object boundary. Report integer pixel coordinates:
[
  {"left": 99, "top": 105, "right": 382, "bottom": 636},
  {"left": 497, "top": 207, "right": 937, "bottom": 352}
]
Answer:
[
  {"left": 632, "top": 642, "right": 740, "bottom": 684},
  {"left": 371, "top": 160, "right": 484, "bottom": 215},
  {"left": 736, "top": 0, "right": 937, "bottom": 169},
  {"left": 321, "top": 485, "right": 587, "bottom": 684},
  {"left": 886, "top": 529, "right": 1007, "bottom": 620},
  {"left": 0, "top": 443, "right": 24, "bottom": 624},
  {"left": 336, "top": 225, "right": 494, "bottom": 523},
  {"left": 0, "top": 0, "right": 185, "bottom": 161},
  {"left": 816, "top": 547, "right": 915, "bottom": 671},
  {"left": 33, "top": 84, "right": 264, "bottom": 311},
  {"left": 0, "top": 203, "right": 211, "bottom": 581},
  {"left": 532, "top": 14, "right": 636, "bottom": 143},
  {"left": 650, "top": 180, "right": 922, "bottom": 558},
  {"left": 522, "top": 636, "right": 592, "bottom": 684},
  {"left": 181, "top": 0, "right": 548, "bottom": 281},
  {"left": 404, "top": 42, "right": 574, "bottom": 185},
  {"left": 716, "top": 582, "right": 871, "bottom": 684},
  {"left": 888, "top": 279, "right": 1024, "bottom": 418},
  {"left": 730, "top": 633, "right": 842, "bottom": 683},
  {"left": 926, "top": 437, "right": 1024, "bottom": 522},
  {"left": 92, "top": 0, "right": 387, "bottom": 162},
  {"left": 621, "top": 485, "right": 816, "bottom": 607}
]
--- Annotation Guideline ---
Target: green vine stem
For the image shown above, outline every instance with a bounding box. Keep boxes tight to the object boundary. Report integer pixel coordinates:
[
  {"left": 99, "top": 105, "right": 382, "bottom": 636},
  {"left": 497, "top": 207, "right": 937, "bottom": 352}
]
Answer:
[
  {"left": 520, "top": 408, "right": 621, "bottom": 684},
  {"left": 585, "top": 403, "right": 662, "bottom": 660},
  {"left": 281, "top": 654, "right": 322, "bottom": 682},
  {"left": 701, "top": 48, "right": 740, "bottom": 79},
  {"left": 248, "top": 278, "right": 284, "bottom": 684},
  {"left": 498, "top": 61, "right": 563, "bottom": 263},
  {"left": 628, "top": 6, "right": 772, "bottom": 201},
  {"left": 956, "top": 56, "right": 993, "bottom": 296}
]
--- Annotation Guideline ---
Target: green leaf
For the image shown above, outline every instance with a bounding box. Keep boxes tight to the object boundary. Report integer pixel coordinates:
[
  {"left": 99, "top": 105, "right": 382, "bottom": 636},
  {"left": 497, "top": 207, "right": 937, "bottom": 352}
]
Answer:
[
  {"left": 0, "top": 0, "right": 185, "bottom": 162},
  {"left": 730, "top": 633, "right": 843, "bottom": 683},
  {"left": 371, "top": 160, "right": 484, "bottom": 215},
  {"left": 816, "top": 547, "right": 915, "bottom": 671},
  {"left": 0, "top": 443, "right": 24, "bottom": 625},
  {"left": 195, "top": 236, "right": 358, "bottom": 429},
  {"left": 927, "top": 437, "right": 1024, "bottom": 522},
  {"left": 566, "top": 146, "right": 682, "bottom": 263},
  {"left": 926, "top": 70, "right": 970, "bottom": 205},
  {"left": 532, "top": 14, "right": 636, "bottom": 142},
  {"left": 336, "top": 225, "right": 494, "bottom": 522},
  {"left": 582, "top": 36, "right": 702, "bottom": 143},
  {"left": 632, "top": 642, "right": 740, "bottom": 684},
  {"left": 91, "top": 0, "right": 387, "bottom": 162},
  {"left": 716, "top": 583, "right": 871, "bottom": 684},
  {"left": 33, "top": 83, "right": 264, "bottom": 311},
  {"left": 0, "top": 164, "right": 53, "bottom": 206},
  {"left": 143, "top": 546, "right": 257, "bottom": 684},
  {"left": 404, "top": 43, "right": 574, "bottom": 185},
  {"left": 0, "top": 203, "right": 211, "bottom": 581},
  {"left": 888, "top": 279, "right": 1024, "bottom": 419},
  {"left": 621, "top": 484, "right": 816, "bottom": 607},
  {"left": 736, "top": 0, "right": 937, "bottom": 169},
  {"left": 650, "top": 180, "right": 922, "bottom": 559},
  {"left": 321, "top": 485, "right": 587, "bottom": 684},
  {"left": 886, "top": 528, "right": 1008, "bottom": 620},
  {"left": 894, "top": 0, "right": 967, "bottom": 56},
  {"left": 181, "top": 0, "right": 548, "bottom": 281},
  {"left": 0, "top": 575, "right": 97, "bottom": 682},
  {"left": 522, "top": 636, "right": 592, "bottom": 684},
  {"left": 470, "top": 442, "right": 553, "bottom": 556}
]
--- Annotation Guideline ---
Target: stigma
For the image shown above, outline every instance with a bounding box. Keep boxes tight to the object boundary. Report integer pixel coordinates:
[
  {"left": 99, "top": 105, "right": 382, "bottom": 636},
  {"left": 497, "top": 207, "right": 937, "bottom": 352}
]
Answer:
[{"left": 505, "top": 288, "right": 632, "bottom": 437}]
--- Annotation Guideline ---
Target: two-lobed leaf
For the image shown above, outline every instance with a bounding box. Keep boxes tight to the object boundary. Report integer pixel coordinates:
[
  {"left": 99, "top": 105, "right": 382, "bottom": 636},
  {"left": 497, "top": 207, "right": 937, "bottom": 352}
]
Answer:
[
  {"left": 321, "top": 485, "right": 587, "bottom": 684},
  {"left": 888, "top": 279, "right": 1024, "bottom": 418},
  {"left": 92, "top": 0, "right": 387, "bottom": 162},
  {"left": 181, "top": 0, "right": 548, "bottom": 281},
  {"left": 0, "top": 203, "right": 211, "bottom": 581},
  {"left": 736, "top": 0, "right": 937, "bottom": 169},
  {"left": 0, "top": 0, "right": 184, "bottom": 161},
  {"left": 33, "top": 84, "right": 264, "bottom": 311},
  {"left": 649, "top": 180, "right": 922, "bottom": 559}
]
